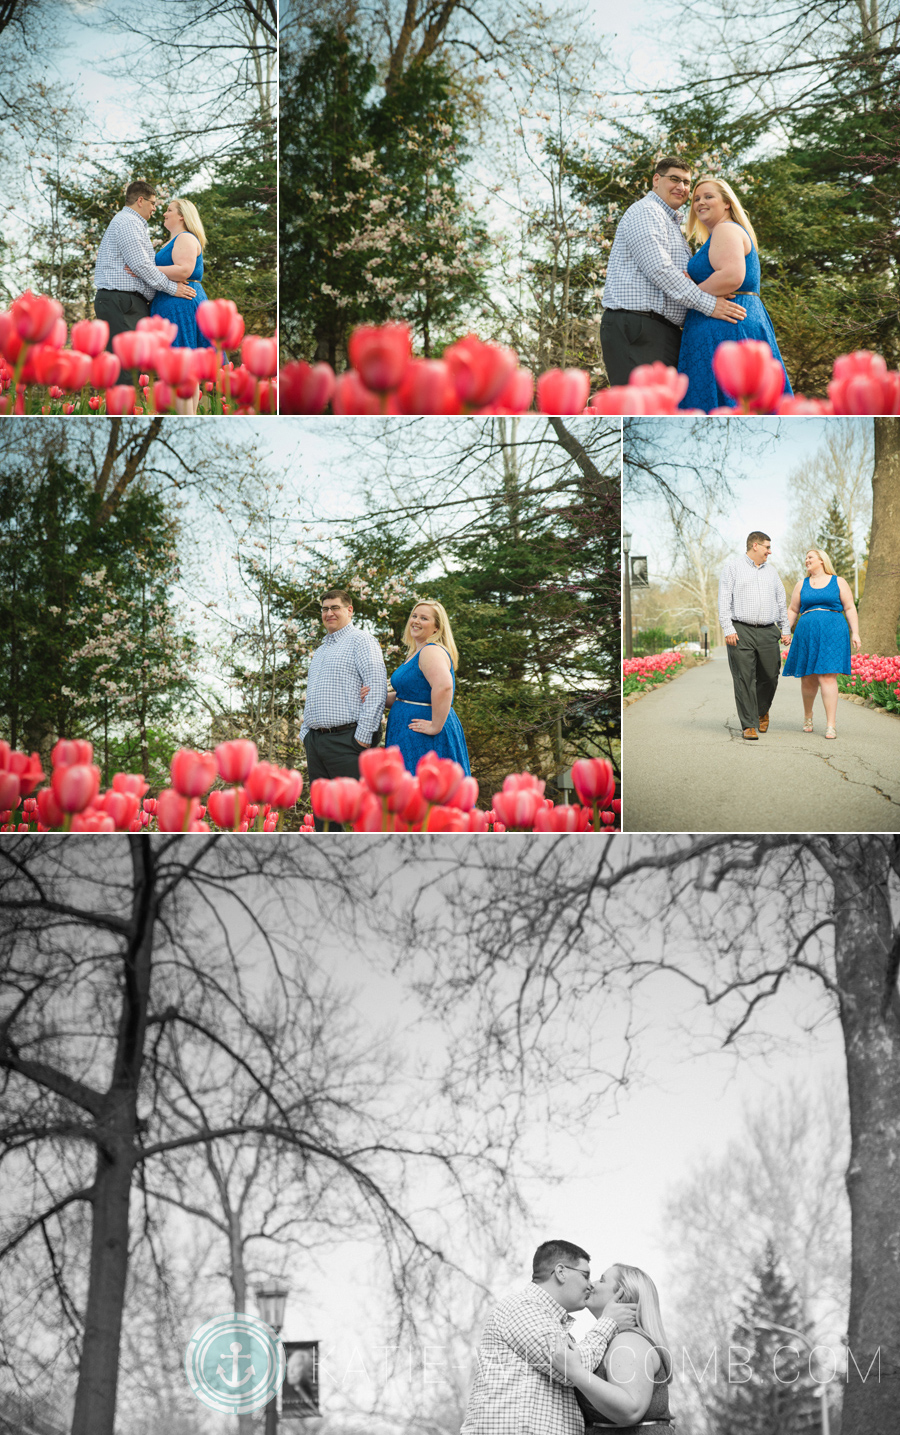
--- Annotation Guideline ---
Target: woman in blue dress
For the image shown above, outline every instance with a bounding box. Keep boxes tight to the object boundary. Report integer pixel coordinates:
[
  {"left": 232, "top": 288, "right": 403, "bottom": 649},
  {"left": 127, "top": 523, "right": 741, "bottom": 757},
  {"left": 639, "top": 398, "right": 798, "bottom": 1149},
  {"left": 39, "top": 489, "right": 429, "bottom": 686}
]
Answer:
[
  {"left": 677, "top": 177, "right": 792, "bottom": 412},
  {"left": 128, "top": 198, "right": 212, "bottom": 414},
  {"left": 383, "top": 602, "right": 471, "bottom": 776},
  {"left": 782, "top": 548, "right": 861, "bottom": 738}
]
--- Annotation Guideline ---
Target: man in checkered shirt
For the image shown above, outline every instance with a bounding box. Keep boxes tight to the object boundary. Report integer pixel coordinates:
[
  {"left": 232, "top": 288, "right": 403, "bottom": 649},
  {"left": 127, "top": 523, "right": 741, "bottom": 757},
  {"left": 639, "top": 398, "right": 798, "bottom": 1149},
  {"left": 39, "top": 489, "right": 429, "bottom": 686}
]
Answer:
[
  {"left": 93, "top": 180, "right": 197, "bottom": 350},
  {"left": 300, "top": 589, "right": 388, "bottom": 829},
  {"left": 600, "top": 157, "right": 746, "bottom": 385},
  {"left": 461, "top": 1241, "right": 636, "bottom": 1435}
]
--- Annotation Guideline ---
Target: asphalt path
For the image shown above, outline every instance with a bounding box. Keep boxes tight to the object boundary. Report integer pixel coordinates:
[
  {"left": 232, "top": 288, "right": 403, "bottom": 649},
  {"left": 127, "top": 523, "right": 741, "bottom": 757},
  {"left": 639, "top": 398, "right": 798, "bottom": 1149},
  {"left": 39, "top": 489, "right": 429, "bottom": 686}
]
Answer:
[{"left": 623, "top": 647, "right": 900, "bottom": 833}]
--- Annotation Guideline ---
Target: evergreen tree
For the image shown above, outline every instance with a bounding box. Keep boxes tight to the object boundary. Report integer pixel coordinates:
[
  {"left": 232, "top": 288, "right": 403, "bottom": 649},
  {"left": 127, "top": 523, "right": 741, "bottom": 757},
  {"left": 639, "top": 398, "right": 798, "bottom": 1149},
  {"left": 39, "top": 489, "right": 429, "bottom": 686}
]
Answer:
[
  {"left": 707, "top": 1243, "right": 823, "bottom": 1435},
  {"left": 816, "top": 497, "right": 857, "bottom": 584}
]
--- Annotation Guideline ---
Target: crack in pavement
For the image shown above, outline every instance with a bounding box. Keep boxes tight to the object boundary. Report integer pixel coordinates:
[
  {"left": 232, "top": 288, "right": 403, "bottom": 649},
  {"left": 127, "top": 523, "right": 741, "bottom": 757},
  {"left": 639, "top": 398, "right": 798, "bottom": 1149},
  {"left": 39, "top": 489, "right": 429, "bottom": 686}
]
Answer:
[{"left": 811, "top": 749, "right": 900, "bottom": 805}]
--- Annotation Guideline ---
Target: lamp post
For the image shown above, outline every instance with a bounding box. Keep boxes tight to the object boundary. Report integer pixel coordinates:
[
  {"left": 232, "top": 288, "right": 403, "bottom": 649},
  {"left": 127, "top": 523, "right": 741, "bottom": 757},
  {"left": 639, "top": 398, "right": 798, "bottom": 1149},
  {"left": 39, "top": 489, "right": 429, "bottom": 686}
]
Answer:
[
  {"left": 622, "top": 531, "right": 633, "bottom": 660},
  {"left": 752, "top": 1319, "right": 831, "bottom": 1435},
  {"left": 256, "top": 1282, "right": 289, "bottom": 1435}
]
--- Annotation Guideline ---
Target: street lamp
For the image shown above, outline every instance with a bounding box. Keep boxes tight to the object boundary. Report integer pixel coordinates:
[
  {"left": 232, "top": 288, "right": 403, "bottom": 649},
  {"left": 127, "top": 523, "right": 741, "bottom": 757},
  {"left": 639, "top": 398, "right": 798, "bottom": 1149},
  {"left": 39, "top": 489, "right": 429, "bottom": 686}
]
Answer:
[
  {"left": 622, "top": 531, "right": 633, "bottom": 660},
  {"left": 752, "top": 1319, "right": 831, "bottom": 1435},
  {"left": 256, "top": 1282, "right": 289, "bottom": 1435}
]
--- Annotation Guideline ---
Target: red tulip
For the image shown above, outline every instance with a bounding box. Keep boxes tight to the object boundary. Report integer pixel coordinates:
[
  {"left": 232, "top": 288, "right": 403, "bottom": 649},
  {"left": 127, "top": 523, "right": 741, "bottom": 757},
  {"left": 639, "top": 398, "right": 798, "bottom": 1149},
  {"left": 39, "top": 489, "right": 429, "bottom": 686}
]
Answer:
[
  {"left": 47, "top": 317, "right": 68, "bottom": 349},
  {"left": 36, "top": 787, "right": 65, "bottom": 828},
  {"left": 443, "top": 334, "right": 518, "bottom": 409},
  {"left": 98, "top": 790, "right": 140, "bottom": 830},
  {"left": 310, "top": 776, "right": 367, "bottom": 825},
  {"left": 224, "top": 313, "right": 245, "bottom": 350},
  {"left": 271, "top": 769, "right": 303, "bottom": 808},
  {"left": 151, "top": 380, "right": 175, "bottom": 411},
  {"left": 351, "top": 791, "right": 385, "bottom": 832},
  {"left": 712, "top": 340, "right": 784, "bottom": 407},
  {"left": 445, "top": 775, "right": 479, "bottom": 811},
  {"left": 71, "top": 811, "right": 116, "bottom": 833},
  {"left": 0, "top": 772, "right": 19, "bottom": 809},
  {"left": 534, "top": 803, "right": 587, "bottom": 832},
  {"left": 490, "top": 786, "right": 543, "bottom": 829},
  {"left": 193, "top": 348, "right": 220, "bottom": 382},
  {"left": 257, "top": 379, "right": 277, "bottom": 414},
  {"left": 245, "top": 761, "right": 284, "bottom": 804},
  {"left": 155, "top": 346, "right": 198, "bottom": 386},
  {"left": 494, "top": 367, "right": 535, "bottom": 413},
  {"left": 52, "top": 738, "right": 93, "bottom": 767},
  {"left": 206, "top": 787, "right": 249, "bottom": 829},
  {"left": 383, "top": 770, "right": 419, "bottom": 817},
  {"left": 501, "top": 772, "right": 546, "bottom": 795},
  {"left": 10, "top": 291, "right": 64, "bottom": 343},
  {"left": 51, "top": 763, "right": 101, "bottom": 814},
  {"left": 156, "top": 789, "right": 200, "bottom": 831},
  {"left": 630, "top": 362, "right": 689, "bottom": 404},
  {"left": 775, "top": 396, "right": 832, "bottom": 414},
  {"left": 136, "top": 315, "right": 177, "bottom": 347},
  {"left": 424, "top": 806, "right": 468, "bottom": 831},
  {"left": 57, "top": 350, "right": 93, "bottom": 391},
  {"left": 71, "top": 319, "right": 110, "bottom": 357},
  {"left": 215, "top": 739, "right": 258, "bottom": 783},
  {"left": 828, "top": 352, "right": 900, "bottom": 415},
  {"left": 105, "top": 385, "right": 136, "bottom": 415},
  {"left": 465, "top": 809, "right": 491, "bottom": 832},
  {"left": 395, "top": 359, "right": 460, "bottom": 414},
  {"left": 112, "top": 772, "right": 149, "bottom": 798},
  {"left": 278, "top": 360, "right": 336, "bottom": 415},
  {"left": 332, "top": 370, "right": 385, "bottom": 415},
  {"left": 113, "top": 330, "right": 159, "bottom": 372},
  {"left": 170, "top": 747, "right": 217, "bottom": 797},
  {"left": 7, "top": 750, "right": 44, "bottom": 795},
  {"left": 416, "top": 753, "right": 464, "bottom": 805},
  {"left": 571, "top": 757, "right": 615, "bottom": 807},
  {"left": 347, "top": 322, "right": 412, "bottom": 393},
  {"left": 536, "top": 368, "right": 591, "bottom": 415},
  {"left": 197, "top": 299, "right": 241, "bottom": 344},
  {"left": 91, "top": 351, "right": 121, "bottom": 387},
  {"left": 242, "top": 335, "right": 278, "bottom": 378},
  {"left": 0, "top": 312, "right": 26, "bottom": 363},
  {"left": 358, "top": 746, "right": 408, "bottom": 796}
]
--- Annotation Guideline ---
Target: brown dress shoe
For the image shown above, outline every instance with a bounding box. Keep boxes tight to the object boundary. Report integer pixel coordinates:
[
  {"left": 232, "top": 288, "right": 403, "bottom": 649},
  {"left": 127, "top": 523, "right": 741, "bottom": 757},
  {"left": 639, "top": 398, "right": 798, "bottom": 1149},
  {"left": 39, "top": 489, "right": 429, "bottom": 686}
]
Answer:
[
  {"left": 743, "top": 727, "right": 759, "bottom": 740},
  {"left": 758, "top": 713, "right": 770, "bottom": 733}
]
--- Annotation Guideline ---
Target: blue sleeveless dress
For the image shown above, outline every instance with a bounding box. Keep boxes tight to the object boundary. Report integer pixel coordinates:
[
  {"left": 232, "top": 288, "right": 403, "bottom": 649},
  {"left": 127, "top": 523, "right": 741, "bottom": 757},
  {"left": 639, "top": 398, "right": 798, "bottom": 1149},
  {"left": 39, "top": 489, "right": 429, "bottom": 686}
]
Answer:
[
  {"left": 678, "top": 228, "right": 792, "bottom": 411},
  {"left": 384, "top": 646, "right": 471, "bottom": 777},
  {"left": 150, "top": 237, "right": 212, "bottom": 349},
  {"left": 782, "top": 575, "right": 850, "bottom": 676}
]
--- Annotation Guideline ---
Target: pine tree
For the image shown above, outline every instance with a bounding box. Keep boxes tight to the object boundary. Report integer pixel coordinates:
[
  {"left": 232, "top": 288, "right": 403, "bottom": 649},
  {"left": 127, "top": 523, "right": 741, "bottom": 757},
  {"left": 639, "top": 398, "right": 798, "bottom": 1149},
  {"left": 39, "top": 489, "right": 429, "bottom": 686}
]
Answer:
[
  {"left": 707, "top": 1243, "right": 823, "bottom": 1435},
  {"left": 816, "top": 496, "right": 856, "bottom": 584}
]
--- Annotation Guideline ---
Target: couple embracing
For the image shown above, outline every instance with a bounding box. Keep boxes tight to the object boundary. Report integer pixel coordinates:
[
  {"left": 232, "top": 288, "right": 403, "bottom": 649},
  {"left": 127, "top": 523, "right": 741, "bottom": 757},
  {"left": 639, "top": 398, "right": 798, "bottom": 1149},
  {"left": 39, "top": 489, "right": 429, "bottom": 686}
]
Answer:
[
  {"left": 601, "top": 157, "right": 791, "bottom": 411},
  {"left": 462, "top": 1240, "right": 672, "bottom": 1435}
]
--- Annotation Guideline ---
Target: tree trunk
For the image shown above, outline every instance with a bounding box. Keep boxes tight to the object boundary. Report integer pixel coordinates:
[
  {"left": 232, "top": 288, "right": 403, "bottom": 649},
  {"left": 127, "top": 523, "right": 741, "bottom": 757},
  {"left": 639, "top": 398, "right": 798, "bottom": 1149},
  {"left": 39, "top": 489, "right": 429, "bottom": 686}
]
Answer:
[
  {"left": 71, "top": 837, "right": 157, "bottom": 1435},
  {"left": 857, "top": 419, "right": 900, "bottom": 654},
  {"left": 831, "top": 839, "right": 900, "bottom": 1435}
]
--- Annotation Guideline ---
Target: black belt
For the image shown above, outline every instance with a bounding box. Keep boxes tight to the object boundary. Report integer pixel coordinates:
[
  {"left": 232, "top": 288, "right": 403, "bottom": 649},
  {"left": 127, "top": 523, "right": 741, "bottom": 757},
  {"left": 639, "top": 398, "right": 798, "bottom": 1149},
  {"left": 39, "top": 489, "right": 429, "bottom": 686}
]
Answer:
[
  {"left": 607, "top": 308, "right": 683, "bottom": 334},
  {"left": 733, "top": 619, "right": 777, "bottom": 628},
  {"left": 310, "top": 722, "right": 357, "bottom": 734}
]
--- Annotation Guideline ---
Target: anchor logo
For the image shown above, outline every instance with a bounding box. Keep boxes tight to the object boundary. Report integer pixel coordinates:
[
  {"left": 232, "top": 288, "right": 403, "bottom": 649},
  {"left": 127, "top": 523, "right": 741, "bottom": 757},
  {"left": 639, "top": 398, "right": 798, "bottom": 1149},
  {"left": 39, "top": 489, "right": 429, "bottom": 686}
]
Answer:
[{"left": 217, "top": 1341, "right": 256, "bottom": 1387}]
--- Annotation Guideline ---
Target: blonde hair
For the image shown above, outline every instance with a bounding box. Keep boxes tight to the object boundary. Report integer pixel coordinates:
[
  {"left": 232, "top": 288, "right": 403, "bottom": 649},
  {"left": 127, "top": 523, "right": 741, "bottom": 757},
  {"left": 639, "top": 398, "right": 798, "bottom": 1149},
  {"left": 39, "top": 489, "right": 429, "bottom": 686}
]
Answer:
[
  {"left": 171, "top": 197, "right": 207, "bottom": 251},
  {"left": 608, "top": 1264, "right": 672, "bottom": 1383},
  {"left": 686, "top": 175, "right": 758, "bottom": 251},
  {"left": 806, "top": 548, "right": 836, "bottom": 576},
  {"left": 402, "top": 601, "right": 459, "bottom": 667}
]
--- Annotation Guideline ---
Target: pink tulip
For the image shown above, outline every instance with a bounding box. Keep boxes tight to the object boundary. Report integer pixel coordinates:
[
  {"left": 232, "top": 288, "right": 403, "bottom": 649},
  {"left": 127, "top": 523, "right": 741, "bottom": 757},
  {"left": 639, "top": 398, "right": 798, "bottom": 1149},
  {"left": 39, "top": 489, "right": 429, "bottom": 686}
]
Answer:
[
  {"left": 571, "top": 757, "right": 615, "bottom": 807},
  {"left": 828, "top": 352, "right": 900, "bottom": 415},
  {"left": 98, "top": 790, "right": 140, "bottom": 830},
  {"left": 10, "top": 291, "right": 64, "bottom": 343},
  {"left": 445, "top": 775, "right": 479, "bottom": 811},
  {"left": 443, "top": 334, "right": 518, "bottom": 409},
  {"left": 494, "top": 367, "right": 535, "bottom": 413},
  {"left": 536, "top": 367, "right": 591, "bottom": 415},
  {"left": 629, "top": 362, "right": 689, "bottom": 404},
  {"left": 51, "top": 763, "right": 101, "bottom": 814},
  {"left": 245, "top": 761, "right": 284, "bottom": 804},
  {"left": 332, "top": 370, "right": 386, "bottom": 415},
  {"left": 0, "top": 772, "right": 19, "bottom": 809},
  {"left": 206, "top": 787, "right": 249, "bottom": 829},
  {"left": 196, "top": 299, "right": 241, "bottom": 344},
  {"left": 534, "top": 803, "right": 586, "bottom": 832},
  {"left": 136, "top": 315, "right": 178, "bottom": 347},
  {"left": 91, "top": 352, "right": 121, "bottom": 387},
  {"left": 279, "top": 360, "right": 336, "bottom": 415},
  {"left": 424, "top": 806, "right": 468, "bottom": 831},
  {"left": 712, "top": 340, "right": 784, "bottom": 407},
  {"left": 465, "top": 809, "right": 491, "bottom": 832},
  {"left": 358, "top": 746, "right": 408, "bottom": 796},
  {"left": 113, "top": 330, "right": 159, "bottom": 372},
  {"left": 416, "top": 753, "right": 464, "bottom": 805},
  {"left": 156, "top": 789, "right": 201, "bottom": 831},
  {"left": 105, "top": 385, "right": 136, "bottom": 415},
  {"left": 71, "top": 811, "right": 116, "bottom": 833},
  {"left": 155, "top": 346, "right": 198, "bottom": 386},
  {"left": 490, "top": 787, "right": 543, "bottom": 829},
  {"left": 170, "top": 748, "right": 217, "bottom": 797},
  {"left": 395, "top": 359, "right": 460, "bottom": 414},
  {"left": 216, "top": 739, "right": 258, "bottom": 783},
  {"left": 71, "top": 319, "right": 110, "bottom": 357},
  {"left": 271, "top": 769, "right": 303, "bottom": 808},
  {"left": 7, "top": 750, "right": 44, "bottom": 795},
  {"left": 776, "top": 396, "right": 832, "bottom": 414},
  {"left": 347, "top": 322, "right": 412, "bottom": 393},
  {"left": 112, "top": 772, "right": 149, "bottom": 799},
  {"left": 242, "top": 335, "right": 278, "bottom": 378},
  {"left": 352, "top": 791, "right": 385, "bottom": 832},
  {"left": 51, "top": 738, "right": 94, "bottom": 768},
  {"left": 36, "top": 787, "right": 65, "bottom": 828},
  {"left": 310, "top": 776, "right": 367, "bottom": 825}
]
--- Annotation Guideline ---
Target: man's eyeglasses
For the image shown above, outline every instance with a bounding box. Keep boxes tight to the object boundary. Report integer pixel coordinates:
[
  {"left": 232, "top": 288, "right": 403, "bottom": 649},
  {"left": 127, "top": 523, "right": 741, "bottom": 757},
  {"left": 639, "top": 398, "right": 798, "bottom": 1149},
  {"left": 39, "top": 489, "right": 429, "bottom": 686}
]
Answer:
[{"left": 559, "top": 1265, "right": 591, "bottom": 1281}]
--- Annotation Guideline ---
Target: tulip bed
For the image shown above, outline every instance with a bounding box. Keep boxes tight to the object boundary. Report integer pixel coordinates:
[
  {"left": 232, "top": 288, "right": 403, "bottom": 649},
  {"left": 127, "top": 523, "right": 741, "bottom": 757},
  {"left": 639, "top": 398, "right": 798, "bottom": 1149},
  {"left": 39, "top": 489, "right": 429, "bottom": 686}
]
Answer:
[
  {"left": 279, "top": 322, "right": 900, "bottom": 417},
  {"left": 623, "top": 651, "right": 684, "bottom": 697},
  {"left": 0, "top": 292, "right": 276, "bottom": 415},
  {"left": 837, "top": 654, "right": 900, "bottom": 714},
  {"left": 0, "top": 740, "right": 620, "bottom": 834}
]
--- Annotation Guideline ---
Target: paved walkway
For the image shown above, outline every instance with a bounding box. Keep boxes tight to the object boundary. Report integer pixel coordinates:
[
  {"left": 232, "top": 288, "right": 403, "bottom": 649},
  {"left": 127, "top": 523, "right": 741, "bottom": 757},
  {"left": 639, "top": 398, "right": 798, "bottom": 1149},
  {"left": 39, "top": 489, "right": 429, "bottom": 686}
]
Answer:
[{"left": 623, "top": 648, "right": 900, "bottom": 832}]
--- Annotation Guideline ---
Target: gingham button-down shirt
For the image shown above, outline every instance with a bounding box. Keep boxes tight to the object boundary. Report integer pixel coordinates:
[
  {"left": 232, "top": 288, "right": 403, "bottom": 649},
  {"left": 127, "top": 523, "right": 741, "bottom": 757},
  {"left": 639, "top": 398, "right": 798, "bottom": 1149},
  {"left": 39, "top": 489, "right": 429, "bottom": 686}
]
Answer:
[
  {"left": 718, "top": 553, "right": 791, "bottom": 639},
  {"left": 602, "top": 191, "right": 717, "bottom": 326},
  {"left": 461, "top": 1285, "right": 617, "bottom": 1435},
  {"left": 94, "top": 207, "right": 179, "bottom": 301},
  {"left": 299, "top": 622, "right": 388, "bottom": 745}
]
